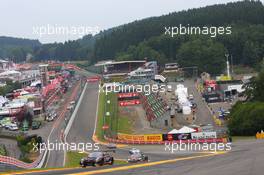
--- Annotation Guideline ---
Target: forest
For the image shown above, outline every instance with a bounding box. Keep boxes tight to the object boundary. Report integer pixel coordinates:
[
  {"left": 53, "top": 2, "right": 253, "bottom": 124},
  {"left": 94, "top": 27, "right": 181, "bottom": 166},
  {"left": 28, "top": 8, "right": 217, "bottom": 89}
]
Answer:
[{"left": 1, "top": 0, "right": 264, "bottom": 74}]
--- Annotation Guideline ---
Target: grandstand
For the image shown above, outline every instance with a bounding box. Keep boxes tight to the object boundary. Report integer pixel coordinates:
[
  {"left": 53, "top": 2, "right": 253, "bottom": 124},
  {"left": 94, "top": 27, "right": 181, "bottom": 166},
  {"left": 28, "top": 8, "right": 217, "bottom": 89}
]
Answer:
[
  {"left": 95, "top": 60, "right": 146, "bottom": 77},
  {"left": 140, "top": 92, "right": 171, "bottom": 129}
]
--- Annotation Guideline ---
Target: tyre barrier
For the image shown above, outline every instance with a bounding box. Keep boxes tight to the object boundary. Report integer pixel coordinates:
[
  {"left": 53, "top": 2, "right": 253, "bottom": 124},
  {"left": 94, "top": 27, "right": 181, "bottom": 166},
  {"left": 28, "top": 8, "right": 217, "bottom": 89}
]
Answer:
[{"left": 104, "top": 136, "right": 226, "bottom": 145}]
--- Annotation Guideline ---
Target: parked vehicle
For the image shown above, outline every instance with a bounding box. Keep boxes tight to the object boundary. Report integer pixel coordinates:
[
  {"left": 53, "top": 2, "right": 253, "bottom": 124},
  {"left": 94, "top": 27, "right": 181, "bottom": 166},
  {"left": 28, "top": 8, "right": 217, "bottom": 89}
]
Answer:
[
  {"left": 80, "top": 152, "right": 114, "bottom": 167},
  {"left": 176, "top": 77, "right": 184, "bottom": 82},
  {"left": 46, "top": 115, "right": 55, "bottom": 122},
  {"left": 67, "top": 105, "right": 74, "bottom": 110},
  {"left": 32, "top": 121, "right": 41, "bottom": 130},
  {"left": 5, "top": 123, "right": 19, "bottom": 131},
  {"left": 188, "top": 94, "right": 194, "bottom": 100},
  {"left": 70, "top": 101, "right": 76, "bottom": 105},
  {"left": 46, "top": 111, "right": 57, "bottom": 122},
  {"left": 167, "top": 85, "right": 172, "bottom": 92}
]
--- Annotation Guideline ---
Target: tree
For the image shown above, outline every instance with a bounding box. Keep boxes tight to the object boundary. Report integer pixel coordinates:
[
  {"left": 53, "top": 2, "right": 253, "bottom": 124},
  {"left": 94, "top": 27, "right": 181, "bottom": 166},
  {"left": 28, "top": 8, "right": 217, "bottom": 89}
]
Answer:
[
  {"left": 176, "top": 37, "right": 227, "bottom": 74},
  {"left": 228, "top": 102, "right": 264, "bottom": 136},
  {"left": 243, "top": 60, "right": 264, "bottom": 102}
]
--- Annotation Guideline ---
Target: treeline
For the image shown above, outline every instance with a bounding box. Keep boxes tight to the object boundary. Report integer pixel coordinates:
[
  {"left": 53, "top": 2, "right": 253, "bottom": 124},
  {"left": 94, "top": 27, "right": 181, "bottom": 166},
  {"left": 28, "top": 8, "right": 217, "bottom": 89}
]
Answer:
[
  {"left": 93, "top": 0, "right": 264, "bottom": 74},
  {"left": 32, "top": 35, "right": 95, "bottom": 61},
  {"left": 115, "top": 24, "right": 264, "bottom": 74},
  {"left": 94, "top": 1, "right": 264, "bottom": 61},
  {"left": 228, "top": 62, "right": 264, "bottom": 136},
  {"left": 1, "top": 1, "right": 264, "bottom": 75},
  {"left": 0, "top": 36, "right": 41, "bottom": 62}
]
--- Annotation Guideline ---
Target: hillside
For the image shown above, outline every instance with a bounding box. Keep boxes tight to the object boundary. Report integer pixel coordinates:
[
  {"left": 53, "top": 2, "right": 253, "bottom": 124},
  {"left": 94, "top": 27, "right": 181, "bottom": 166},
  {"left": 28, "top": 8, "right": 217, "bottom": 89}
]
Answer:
[
  {"left": 0, "top": 36, "right": 41, "bottom": 62},
  {"left": 93, "top": 0, "right": 264, "bottom": 60},
  {"left": 1, "top": 0, "right": 264, "bottom": 74}
]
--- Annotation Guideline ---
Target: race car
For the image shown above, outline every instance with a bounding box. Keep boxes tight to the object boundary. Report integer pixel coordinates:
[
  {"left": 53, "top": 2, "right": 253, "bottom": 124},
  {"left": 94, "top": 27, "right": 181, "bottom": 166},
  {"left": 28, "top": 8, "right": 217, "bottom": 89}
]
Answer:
[
  {"left": 80, "top": 152, "right": 114, "bottom": 167},
  {"left": 106, "top": 143, "right": 117, "bottom": 149},
  {"left": 129, "top": 148, "right": 141, "bottom": 155},
  {"left": 127, "top": 152, "right": 149, "bottom": 163}
]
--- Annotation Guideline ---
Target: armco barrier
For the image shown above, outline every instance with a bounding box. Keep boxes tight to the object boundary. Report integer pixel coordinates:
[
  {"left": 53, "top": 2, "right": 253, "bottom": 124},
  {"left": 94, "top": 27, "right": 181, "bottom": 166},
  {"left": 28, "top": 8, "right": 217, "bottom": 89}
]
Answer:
[
  {"left": 104, "top": 135, "right": 225, "bottom": 145},
  {"left": 0, "top": 150, "right": 45, "bottom": 169}
]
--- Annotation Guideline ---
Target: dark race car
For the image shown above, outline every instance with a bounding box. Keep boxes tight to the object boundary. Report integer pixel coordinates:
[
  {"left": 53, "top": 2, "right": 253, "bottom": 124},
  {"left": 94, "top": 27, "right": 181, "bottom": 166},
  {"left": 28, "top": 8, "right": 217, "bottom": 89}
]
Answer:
[
  {"left": 80, "top": 152, "right": 114, "bottom": 167},
  {"left": 127, "top": 152, "right": 148, "bottom": 163}
]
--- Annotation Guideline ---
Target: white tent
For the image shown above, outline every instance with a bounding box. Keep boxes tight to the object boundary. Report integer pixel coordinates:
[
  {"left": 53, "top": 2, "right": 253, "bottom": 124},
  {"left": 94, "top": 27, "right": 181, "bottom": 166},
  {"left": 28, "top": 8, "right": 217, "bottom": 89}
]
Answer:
[
  {"left": 168, "top": 129, "right": 179, "bottom": 134},
  {"left": 177, "top": 126, "right": 196, "bottom": 133}
]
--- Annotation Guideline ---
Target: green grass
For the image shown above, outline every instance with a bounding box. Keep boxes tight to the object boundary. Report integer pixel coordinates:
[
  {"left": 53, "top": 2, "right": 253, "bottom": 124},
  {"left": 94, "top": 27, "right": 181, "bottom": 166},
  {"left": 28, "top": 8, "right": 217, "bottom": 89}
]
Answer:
[
  {"left": 231, "top": 136, "right": 255, "bottom": 142},
  {"left": 65, "top": 151, "right": 127, "bottom": 168},
  {"left": 0, "top": 145, "right": 7, "bottom": 156},
  {"left": 118, "top": 116, "right": 132, "bottom": 134},
  {"left": 114, "top": 159, "right": 128, "bottom": 165},
  {"left": 96, "top": 92, "right": 133, "bottom": 141},
  {"left": 65, "top": 151, "right": 88, "bottom": 168},
  {"left": 96, "top": 92, "right": 106, "bottom": 141}
]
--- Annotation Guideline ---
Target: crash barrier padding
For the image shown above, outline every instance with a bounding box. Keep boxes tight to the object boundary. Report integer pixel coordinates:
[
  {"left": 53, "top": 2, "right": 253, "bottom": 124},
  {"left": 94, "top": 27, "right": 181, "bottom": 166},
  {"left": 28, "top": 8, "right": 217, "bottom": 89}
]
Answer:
[
  {"left": 256, "top": 132, "right": 264, "bottom": 139},
  {"left": 105, "top": 135, "right": 226, "bottom": 145}
]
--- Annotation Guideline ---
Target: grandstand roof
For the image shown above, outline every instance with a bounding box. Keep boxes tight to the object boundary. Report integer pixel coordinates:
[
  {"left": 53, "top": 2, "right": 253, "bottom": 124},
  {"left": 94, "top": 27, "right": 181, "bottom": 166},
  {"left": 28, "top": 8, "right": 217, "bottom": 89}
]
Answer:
[{"left": 95, "top": 60, "right": 145, "bottom": 66}]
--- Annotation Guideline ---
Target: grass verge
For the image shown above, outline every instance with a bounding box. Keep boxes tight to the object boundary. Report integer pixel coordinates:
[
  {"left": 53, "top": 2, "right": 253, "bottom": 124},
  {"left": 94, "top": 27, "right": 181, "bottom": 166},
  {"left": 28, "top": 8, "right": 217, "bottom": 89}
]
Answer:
[
  {"left": 118, "top": 115, "right": 132, "bottom": 134},
  {"left": 64, "top": 151, "right": 128, "bottom": 168},
  {"left": 96, "top": 91, "right": 133, "bottom": 141},
  {"left": 231, "top": 136, "right": 255, "bottom": 142},
  {"left": 96, "top": 92, "right": 106, "bottom": 141},
  {"left": 65, "top": 151, "right": 88, "bottom": 168}
]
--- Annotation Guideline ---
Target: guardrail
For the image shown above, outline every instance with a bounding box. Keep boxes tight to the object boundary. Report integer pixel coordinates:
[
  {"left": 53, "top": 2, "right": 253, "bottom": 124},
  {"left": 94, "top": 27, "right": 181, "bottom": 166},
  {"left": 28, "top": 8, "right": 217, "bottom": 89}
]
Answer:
[{"left": 0, "top": 150, "right": 44, "bottom": 169}]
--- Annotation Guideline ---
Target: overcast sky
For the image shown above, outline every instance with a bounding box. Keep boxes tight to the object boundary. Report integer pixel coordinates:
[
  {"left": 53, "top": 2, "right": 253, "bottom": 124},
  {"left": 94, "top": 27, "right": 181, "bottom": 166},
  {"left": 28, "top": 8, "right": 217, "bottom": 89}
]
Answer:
[{"left": 0, "top": 0, "right": 246, "bottom": 43}]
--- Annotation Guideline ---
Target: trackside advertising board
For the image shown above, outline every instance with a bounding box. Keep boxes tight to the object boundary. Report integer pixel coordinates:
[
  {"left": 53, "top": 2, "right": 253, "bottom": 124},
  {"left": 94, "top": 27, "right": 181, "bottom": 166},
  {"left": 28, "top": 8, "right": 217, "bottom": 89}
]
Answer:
[
  {"left": 118, "top": 93, "right": 139, "bottom": 98},
  {"left": 119, "top": 100, "right": 140, "bottom": 106},
  {"left": 162, "top": 133, "right": 192, "bottom": 141},
  {"left": 117, "top": 133, "right": 163, "bottom": 142},
  {"left": 191, "top": 132, "right": 217, "bottom": 139}
]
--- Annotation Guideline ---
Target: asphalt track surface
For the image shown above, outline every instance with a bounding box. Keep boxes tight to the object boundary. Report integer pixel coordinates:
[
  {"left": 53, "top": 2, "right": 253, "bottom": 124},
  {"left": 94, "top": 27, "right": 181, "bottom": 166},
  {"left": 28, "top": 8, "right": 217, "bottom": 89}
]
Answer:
[
  {"left": 66, "top": 81, "right": 99, "bottom": 147},
  {"left": 7, "top": 139, "right": 263, "bottom": 175},
  {"left": 45, "top": 80, "right": 81, "bottom": 168}
]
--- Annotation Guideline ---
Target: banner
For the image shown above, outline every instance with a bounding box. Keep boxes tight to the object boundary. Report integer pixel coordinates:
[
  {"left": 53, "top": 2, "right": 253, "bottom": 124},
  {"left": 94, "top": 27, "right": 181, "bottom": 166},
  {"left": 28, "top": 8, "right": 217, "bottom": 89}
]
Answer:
[
  {"left": 118, "top": 93, "right": 139, "bottom": 98},
  {"left": 119, "top": 100, "right": 140, "bottom": 106},
  {"left": 117, "top": 133, "right": 144, "bottom": 141},
  {"left": 162, "top": 133, "right": 191, "bottom": 141},
  {"left": 117, "top": 133, "right": 162, "bottom": 142},
  {"left": 144, "top": 134, "right": 163, "bottom": 142},
  {"left": 191, "top": 132, "right": 217, "bottom": 140}
]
